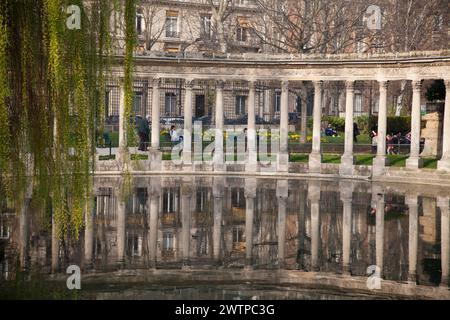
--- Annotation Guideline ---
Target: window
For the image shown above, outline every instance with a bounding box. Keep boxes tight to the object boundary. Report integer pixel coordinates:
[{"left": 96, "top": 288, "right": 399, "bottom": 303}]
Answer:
[
  {"left": 274, "top": 91, "right": 281, "bottom": 113},
  {"left": 133, "top": 92, "right": 143, "bottom": 116},
  {"left": 236, "top": 26, "right": 247, "bottom": 42},
  {"left": 232, "top": 226, "right": 244, "bottom": 244},
  {"left": 0, "top": 220, "right": 9, "bottom": 239},
  {"left": 165, "top": 93, "right": 177, "bottom": 116},
  {"left": 127, "top": 235, "right": 142, "bottom": 257},
  {"left": 295, "top": 96, "right": 301, "bottom": 113},
  {"left": 235, "top": 95, "right": 246, "bottom": 116},
  {"left": 163, "top": 232, "right": 174, "bottom": 252},
  {"left": 355, "top": 92, "right": 363, "bottom": 115},
  {"left": 136, "top": 13, "right": 143, "bottom": 35},
  {"left": 200, "top": 15, "right": 211, "bottom": 39},
  {"left": 162, "top": 187, "right": 178, "bottom": 213},
  {"left": 165, "top": 11, "right": 179, "bottom": 38},
  {"left": 104, "top": 90, "right": 110, "bottom": 118}
]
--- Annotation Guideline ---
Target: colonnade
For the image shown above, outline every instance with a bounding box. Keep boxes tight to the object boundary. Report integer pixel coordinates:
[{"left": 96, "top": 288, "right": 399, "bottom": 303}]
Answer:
[{"left": 114, "top": 77, "right": 450, "bottom": 175}]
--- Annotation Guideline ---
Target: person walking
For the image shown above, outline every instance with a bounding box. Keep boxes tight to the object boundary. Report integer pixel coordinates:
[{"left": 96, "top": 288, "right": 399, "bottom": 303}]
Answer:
[{"left": 353, "top": 122, "right": 360, "bottom": 143}]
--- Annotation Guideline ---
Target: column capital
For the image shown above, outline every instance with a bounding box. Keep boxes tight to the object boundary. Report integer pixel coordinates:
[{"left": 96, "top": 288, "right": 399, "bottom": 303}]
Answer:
[
  {"left": 444, "top": 79, "right": 450, "bottom": 88},
  {"left": 152, "top": 77, "right": 160, "bottom": 87},
  {"left": 412, "top": 80, "right": 423, "bottom": 91},
  {"left": 281, "top": 80, "right": 289, "bottom": 91},
  {"left": 216, "top": 80, "right": 225, "bottom": 90},
  {"left": 379, "top": 80, "right": 388, "bottom": 90},
  {"left": 314, "top": 80, "right": 323, "bottom": 90},
  {"left": 345, "top": 80, "right": 355, "bottom": 91},
  {"left": 248, "top": 80, "right": 256, "bottom": 90},
  {"left": 405, "top": 194, "right": 419, "bottom": 207},
  {"left": 185, "top": 79, "right": 194, "bottom": 89},
  {"left": 437, "top": 197, "right": 450, "bottom": 210}
]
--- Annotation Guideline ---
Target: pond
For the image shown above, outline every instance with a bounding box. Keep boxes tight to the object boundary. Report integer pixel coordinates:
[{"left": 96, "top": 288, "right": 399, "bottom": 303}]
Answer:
[{"left": 0, "top": 175, "right": 449, "bottom": 299}]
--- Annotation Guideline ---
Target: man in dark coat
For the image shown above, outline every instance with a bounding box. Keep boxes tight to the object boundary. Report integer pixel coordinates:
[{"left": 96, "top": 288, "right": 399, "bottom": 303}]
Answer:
[{"left": 137, "top": 116, "right": 150, "bottom": 151}]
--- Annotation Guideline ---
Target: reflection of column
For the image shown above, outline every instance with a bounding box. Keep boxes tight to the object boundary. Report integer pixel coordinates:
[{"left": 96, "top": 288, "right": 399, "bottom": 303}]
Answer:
[
  {"left": 309, "top": 81, "right": 323, "bottom": 173},
  {"left": 438, "top": 80, "right": 450, "bottom": 171},
  {"left": 438, "top": 197, "right": 449, "bottom": 287},
  {"left": 117, "top": 189, "right": 126, "bottom": 265},
  {"left": 373, "top": 81, "right": 388, "bottom": 175},
  {"left": 375, "top": 191, "right": 385, "bottom": 277},
  {"left": 276, "top": 180, "right": 288, "bottom": 268},
  {"left": 84, "top": 200, "right": 94, "bottom": 265},
  {"left": 148, "top": 179, "right": 160, "bottom": 268},
  {"left": 340, "top": 80, "right": 355, "bottom": 176},
  {"left": 244, "top": 178, "right": 257, "bottom": 268},
  {"left": 19, "top": 198, "right": 31, "bottom": 270},
  {"left": 308, "top": 181, "right": 321, "bottom": 271},
  {"left": 406, "top": 195, "right": 419, "bottom": 284},
  {"left": 51, "top": 213, "right": 59, "bottom": 273},
  {"left": 278, "top": 80, "right": 289, "bottom": 172},
  {"left": 183, "top": 79, "right": 194, "bottom": 165},
  {"left": 213, "top": 178, "right": 224, "bottom": 262},
  {"left": 214, "top": 81, "right": 225, "bottom": 171},
  {"left": 181, "top": 182, "right": 193, "bottom": 267},
  {"left": 406, "top": 80, "right": 423, "bottom": 169},
  {"left": 340, "top": 182, "right": 354, "bottom": 275},
  {"left": 246, "top": 80, "right": 257, "bottom": 172}
]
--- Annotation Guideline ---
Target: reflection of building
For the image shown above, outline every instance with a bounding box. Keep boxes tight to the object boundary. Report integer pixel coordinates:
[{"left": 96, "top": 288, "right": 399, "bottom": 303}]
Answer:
[{"left": 1, "top": 176, "right": 449, "bottom": 289}]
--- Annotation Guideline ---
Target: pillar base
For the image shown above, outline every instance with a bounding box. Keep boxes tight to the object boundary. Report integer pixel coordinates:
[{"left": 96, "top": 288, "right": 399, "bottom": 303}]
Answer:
[
  {"left": 149, "top": 148, "right": 162, "bottom": 171},
  {"left": 342, "top": 265, "right": 351, "bottom": 276},
  {"left": 339, "top": 154, "right": 354, "bottom": 176},
  {"left": 440, "top": 276, "right": 449, "bottom": 288},
  {"left": 405, "top": 157, "right": 423, "bottom": 170},
  {"left": 182, "top": 151, "right": 192, "bottom": 166},
  {"left": 438, "top": 158, "right": 450, "bottom": 172},
  {"left": 407, "top": 273, "right": 418, "bottom": 285},
  {"left": 277, "top": 152, "right": 289, "bottom": 172},
  {"left": 372, "top": 155, "right": 388, "bottom": 176},
  {"left": 308, "top": 152, "right": 322, "bottom": 174}
]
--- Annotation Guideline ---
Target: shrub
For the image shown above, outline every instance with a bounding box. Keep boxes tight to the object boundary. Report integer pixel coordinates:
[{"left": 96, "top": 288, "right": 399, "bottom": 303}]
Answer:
[
  {"left": 369, "top": 116, "right": 411, "bottom": 135},
  {"left": 322, "top": 116, "right": 345, "bottom": 131}
]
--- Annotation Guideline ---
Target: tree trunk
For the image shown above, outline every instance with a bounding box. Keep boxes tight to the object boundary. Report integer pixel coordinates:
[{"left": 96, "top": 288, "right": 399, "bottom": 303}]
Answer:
[{"left": 395, "top": 79, "right": 408, "bottom": 116}]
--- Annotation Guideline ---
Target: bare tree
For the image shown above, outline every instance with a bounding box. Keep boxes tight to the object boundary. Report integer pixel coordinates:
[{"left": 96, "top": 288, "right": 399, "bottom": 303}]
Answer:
[
  {"left": 138, "top": 0, "right": 165, "bottom": 51},
  {"left": 207, "top": 0, "right": 235, "bottom": 53},
  {"left": 251, "top": 0, "right": 367, "bottom": 54}
]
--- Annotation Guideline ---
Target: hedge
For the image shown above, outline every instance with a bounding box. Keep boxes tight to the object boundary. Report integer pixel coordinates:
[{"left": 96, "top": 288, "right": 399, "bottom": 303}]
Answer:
[{"left": 320, "top": 115, "right": 411, "bottom": 135}]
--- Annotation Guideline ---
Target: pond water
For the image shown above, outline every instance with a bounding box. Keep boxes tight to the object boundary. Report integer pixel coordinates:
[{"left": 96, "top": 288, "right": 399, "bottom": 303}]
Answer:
[{"left": 0, "top": 175, "right": 449, "bottom": 299}]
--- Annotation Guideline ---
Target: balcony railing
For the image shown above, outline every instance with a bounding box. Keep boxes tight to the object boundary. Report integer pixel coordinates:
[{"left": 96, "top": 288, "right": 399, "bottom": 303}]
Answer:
[{"left": 165, "top": 31, "right": 180, "bottom": 39}]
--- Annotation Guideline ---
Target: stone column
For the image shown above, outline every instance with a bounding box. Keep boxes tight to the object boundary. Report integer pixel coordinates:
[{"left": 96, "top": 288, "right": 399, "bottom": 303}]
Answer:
[
  {"left": 437, "top": 197, "right": 450, "bottom": 287},
  {"left": 51, "top": 213, "right": 59, "bottom": 273},
  {"left": 340, "top": 181, "right": 354, "bottom": 275},
  {"left": 84, "top": 200, "right": 94, "bottom": 266},
  {"left": 213, "top": 177, "right": 224, "bottom": 263},
  {"left": 308, "top": 181, "right": 321, "bottom": 271},
  {"left": 181, "top": 182, "right": 193, "bottom": 268},
  {"left": 406, "top": 80, "right": 423, "bottom": 169},
  {"left": 340, "top": 81, "right": 355, "bottom": 176},
  {"left": 117, "top": 189, "right": 126, "bottom": 265},
  {"left": 149, "top": 78, "right": 162, "bottom": 170},
  {"left": 277, "top": 80, "right": 289, "bottom": 172},
  {"left": 309, "top": 81, "right": 323, "bottom": 173},
  {"left": 373, "top": 81, "right": 389, "bottom": 176},
  {"left": 276, "top": 180, "right": 288, "bottom": 268},
  {"left": 214, "top": 81, "right": 225, "bottom": 171},
  {"left": 148, "top": 178, "right": 160, "bottom": 268},
  {"left": 438, "top": 80, "right": 450, "bottom": 171},
  {"left": 244, "top": 178, "right": 257, "bottom": 268},
  {"left": 300, "top": 93, "right": 308, "bottom": 144},
  {"left": 183, "top": 79, "right": 194, "bottom": 166},
  {"left": 246, "top": 80, "right": 257, "bottom": 172},
  {"left": 375, "top": 192, "right": 385, "bottom": 277},
  {"left": 406, "top": 195, "right": 419, "bottom": 284},
  {"left": 118, "top": 82, "right": 126, "bottom": 164},
  {"left": 19, "top": 198, "right": 31, "bottom": 271}
]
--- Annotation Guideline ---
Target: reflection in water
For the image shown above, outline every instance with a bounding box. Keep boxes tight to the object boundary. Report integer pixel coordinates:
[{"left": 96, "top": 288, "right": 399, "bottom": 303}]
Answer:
[{"left": 1, "top": 175, "right": 450, "bottom": 299}]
